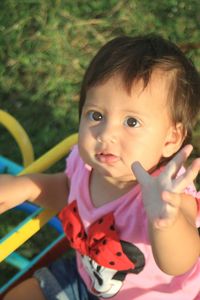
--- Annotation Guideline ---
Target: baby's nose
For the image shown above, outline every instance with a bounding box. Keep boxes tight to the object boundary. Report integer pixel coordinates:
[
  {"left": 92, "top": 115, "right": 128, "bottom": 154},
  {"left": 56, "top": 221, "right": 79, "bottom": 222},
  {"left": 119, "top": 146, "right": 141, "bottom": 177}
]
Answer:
[{"left": 97, "top": 123, "right": 117, "bottom": 144}]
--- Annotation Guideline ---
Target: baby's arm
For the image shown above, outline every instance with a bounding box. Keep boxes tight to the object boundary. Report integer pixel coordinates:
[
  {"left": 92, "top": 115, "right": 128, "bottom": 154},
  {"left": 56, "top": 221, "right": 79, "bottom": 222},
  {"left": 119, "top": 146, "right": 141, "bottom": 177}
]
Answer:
[
  {"left": 132, "top": 145, "right": 200, "bottom": 275},
  {"left": 0, "top": 173, "right": 69, "bottom": 214}
]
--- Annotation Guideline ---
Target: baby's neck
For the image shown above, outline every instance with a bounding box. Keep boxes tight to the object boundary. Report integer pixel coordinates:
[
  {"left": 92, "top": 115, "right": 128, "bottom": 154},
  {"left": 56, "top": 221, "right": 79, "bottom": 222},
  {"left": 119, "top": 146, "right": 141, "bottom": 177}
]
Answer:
[{"left": 90, "top": 171, "right": 136, "bottom": 208}]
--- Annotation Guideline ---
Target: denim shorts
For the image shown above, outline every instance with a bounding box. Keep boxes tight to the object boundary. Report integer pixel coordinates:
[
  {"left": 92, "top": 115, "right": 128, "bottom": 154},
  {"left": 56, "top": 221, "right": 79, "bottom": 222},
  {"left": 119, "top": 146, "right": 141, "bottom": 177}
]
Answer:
[{"left": 34, "top": 256, "right": 99, "bottom": 300}]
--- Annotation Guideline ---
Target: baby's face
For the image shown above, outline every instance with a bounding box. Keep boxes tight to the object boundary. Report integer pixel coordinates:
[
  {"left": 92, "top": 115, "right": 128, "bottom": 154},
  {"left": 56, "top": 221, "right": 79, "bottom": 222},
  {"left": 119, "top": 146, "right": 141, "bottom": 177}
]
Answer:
[{"left": 78, "top": 71, "right": 176, "bottom": 183}]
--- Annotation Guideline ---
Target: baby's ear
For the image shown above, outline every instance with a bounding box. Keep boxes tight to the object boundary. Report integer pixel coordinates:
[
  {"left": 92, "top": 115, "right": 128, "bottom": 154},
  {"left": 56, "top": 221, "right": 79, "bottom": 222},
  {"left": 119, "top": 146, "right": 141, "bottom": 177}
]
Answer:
[{"left": 162, "top": 123, "right": 186, "bottom": 158}]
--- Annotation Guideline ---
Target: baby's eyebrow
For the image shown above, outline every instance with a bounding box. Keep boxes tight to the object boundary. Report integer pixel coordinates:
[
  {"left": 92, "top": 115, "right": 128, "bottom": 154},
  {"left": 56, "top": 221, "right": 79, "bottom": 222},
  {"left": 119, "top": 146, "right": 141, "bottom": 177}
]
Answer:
[
  {"left": 120, "top": 108, "right": 145, "bottom": 117},
  {"left": 122, "top": 109, "right": 140, "bottom": 114},
  {"left": 83, "top": 103, "right": 102, "bottom": 109}
]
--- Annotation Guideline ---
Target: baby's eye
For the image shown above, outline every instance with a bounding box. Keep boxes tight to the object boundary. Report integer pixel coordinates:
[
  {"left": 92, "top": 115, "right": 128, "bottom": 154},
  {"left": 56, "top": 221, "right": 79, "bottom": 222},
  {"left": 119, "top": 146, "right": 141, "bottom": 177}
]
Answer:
[
  {"left": 123, "top": 117, "right": 140, "bottom": 128},
  {"left": 87, "top": 111, "right": 103, "bottom": 121}
]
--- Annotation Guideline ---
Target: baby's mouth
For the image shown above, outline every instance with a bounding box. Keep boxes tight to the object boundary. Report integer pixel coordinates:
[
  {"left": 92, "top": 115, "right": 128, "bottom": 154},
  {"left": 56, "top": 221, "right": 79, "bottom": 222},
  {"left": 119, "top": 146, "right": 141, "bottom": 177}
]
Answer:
[{"left": 95, "top": 153, "right": 119, "bottom": 164}]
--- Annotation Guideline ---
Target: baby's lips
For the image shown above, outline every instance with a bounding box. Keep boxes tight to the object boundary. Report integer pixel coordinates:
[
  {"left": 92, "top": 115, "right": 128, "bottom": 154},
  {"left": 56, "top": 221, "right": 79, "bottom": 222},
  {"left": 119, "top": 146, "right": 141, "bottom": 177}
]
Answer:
[{"left": 95, "top": 153, "right": 119, "bottom": 164}]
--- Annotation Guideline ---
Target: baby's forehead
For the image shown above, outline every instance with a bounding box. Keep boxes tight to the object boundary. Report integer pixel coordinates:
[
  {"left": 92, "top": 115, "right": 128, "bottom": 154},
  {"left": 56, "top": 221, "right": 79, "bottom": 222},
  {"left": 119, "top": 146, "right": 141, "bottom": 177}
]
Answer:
[
  {"left": 85, "top": 71, "right": 171, "bottom": 110},
  {"left": 91, "top": 70, "right": 173, "bottom": 97},
  {"left": 98, "top": 68, "right": 172, "bottom": 90},
  {"left": 129, "top": 68, "right": 172, "bottom": 91}
]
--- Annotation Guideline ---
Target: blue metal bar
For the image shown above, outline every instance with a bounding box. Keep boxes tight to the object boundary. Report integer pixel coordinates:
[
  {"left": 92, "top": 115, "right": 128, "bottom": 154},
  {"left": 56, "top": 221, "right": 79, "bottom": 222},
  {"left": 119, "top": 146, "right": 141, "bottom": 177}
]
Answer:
[
  {"left": 5, "top": 252, "right": 30, "bottom": 270},
  {"left": 0, "top": 156, "right": 23, "bottom": 174},
  {"left": 0, "top": 233, "right": 66, "bottom": 294}
]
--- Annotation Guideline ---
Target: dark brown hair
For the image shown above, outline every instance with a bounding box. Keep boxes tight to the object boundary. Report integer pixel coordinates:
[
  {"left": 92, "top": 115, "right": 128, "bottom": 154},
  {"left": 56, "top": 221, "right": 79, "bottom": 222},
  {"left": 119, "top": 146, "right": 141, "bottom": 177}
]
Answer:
[{"left": 79, "top": 34, "right": 200, "bottom": 146}]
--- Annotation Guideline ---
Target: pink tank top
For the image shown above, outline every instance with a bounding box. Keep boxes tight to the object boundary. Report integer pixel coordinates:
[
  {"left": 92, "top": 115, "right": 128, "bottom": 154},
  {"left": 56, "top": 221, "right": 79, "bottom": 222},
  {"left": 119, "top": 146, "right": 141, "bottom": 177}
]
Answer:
[{"left": 60, "top": 146, "right": 200, "bottom": 300}]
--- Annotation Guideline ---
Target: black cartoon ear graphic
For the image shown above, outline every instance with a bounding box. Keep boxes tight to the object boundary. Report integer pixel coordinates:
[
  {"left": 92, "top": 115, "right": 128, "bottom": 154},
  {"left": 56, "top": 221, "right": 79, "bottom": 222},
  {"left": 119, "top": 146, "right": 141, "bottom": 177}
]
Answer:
[{"left": 112, "top": 240, "right": 145, "bottom": 282}]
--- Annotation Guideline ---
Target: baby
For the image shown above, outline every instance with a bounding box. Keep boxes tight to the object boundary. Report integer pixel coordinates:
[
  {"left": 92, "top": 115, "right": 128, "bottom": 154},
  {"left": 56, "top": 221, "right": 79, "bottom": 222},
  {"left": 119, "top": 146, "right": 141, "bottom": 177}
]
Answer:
[{"left": 2, "top": 34, "right": 200, "bottom": 300}]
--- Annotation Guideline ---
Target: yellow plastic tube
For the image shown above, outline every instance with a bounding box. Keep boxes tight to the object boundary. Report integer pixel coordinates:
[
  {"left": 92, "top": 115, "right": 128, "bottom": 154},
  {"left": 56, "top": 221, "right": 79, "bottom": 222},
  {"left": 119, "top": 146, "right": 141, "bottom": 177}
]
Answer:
[
  {"left": 0, "top": 110, "right": 34, "bottom": 167},
  {"left": 0, "top": 209, "right": 57, "bottom": 262},
  {"left": 20, "top": 133, "right": 78, "bottom": 175}
]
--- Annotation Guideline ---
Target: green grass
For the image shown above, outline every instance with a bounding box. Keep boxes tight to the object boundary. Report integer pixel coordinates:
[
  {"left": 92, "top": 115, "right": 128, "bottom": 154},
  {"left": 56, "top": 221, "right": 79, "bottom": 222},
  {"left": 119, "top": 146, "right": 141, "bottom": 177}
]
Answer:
[
  {"left": 0, "top": 0, "right": 199, "bottom": 161},
  {"left": 0, "top": 0, "right": 199, "bottom": 285}
]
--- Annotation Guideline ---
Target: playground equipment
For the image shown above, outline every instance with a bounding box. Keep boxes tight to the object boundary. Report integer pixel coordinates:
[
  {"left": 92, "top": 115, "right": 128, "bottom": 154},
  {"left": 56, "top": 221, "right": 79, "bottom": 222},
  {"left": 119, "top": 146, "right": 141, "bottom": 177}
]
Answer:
[{"left": 0, "top": 110, "right": 78, "bottom": 297}]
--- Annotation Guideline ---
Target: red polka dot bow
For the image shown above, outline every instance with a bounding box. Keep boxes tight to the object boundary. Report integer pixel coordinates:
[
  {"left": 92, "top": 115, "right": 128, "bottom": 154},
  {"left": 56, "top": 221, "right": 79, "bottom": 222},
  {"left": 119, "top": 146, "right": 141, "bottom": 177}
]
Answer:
[{"left": 59, "top": 200, "right": 135, "bottom": 271}]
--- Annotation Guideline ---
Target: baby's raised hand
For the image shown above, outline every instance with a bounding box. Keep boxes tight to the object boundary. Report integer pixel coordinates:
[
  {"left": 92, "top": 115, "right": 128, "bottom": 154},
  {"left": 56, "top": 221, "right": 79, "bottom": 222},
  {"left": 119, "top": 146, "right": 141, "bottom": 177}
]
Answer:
[{"left": 132, "top": 145, "right": 200, "bottom": 229}]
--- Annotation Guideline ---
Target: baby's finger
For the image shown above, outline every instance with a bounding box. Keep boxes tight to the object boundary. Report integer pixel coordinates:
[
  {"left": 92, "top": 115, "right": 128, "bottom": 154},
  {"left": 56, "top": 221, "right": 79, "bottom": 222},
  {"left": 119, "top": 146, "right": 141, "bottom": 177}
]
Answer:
[
  {"left": 131, "top": 161, "right": 151, "bottom": 185},
  {"left": 172, "top": 158, "right": 200, "bottom": 192},
  {"left": 164, "top": 144, "right": 193, "bottom": 178}
]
